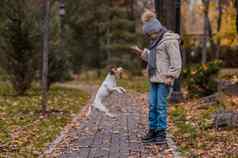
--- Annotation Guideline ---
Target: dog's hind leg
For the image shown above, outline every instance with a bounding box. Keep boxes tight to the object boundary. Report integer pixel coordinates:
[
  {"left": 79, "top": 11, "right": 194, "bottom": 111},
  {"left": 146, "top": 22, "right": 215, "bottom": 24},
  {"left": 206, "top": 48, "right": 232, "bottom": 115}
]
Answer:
[
  {"left": 105, "top": 111, "right": 116, "bottom": 118},
  {"left": 86, "top": 105, "right": 92, "bottom": 117},
  {"left": 94, "top": 103, "right": 109, "bottom": 113},
  {"left": 101, "top": 107, "right": 116, "bottom": 118},
  {"left": 93, "top": 102, "right": 116, "bottom": 118}
]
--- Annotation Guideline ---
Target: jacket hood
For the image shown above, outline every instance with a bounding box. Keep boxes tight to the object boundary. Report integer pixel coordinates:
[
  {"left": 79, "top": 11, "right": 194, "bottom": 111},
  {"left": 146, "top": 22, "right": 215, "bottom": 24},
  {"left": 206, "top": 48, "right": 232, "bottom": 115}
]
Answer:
[{"left": 160, "top": 32, "right": 180, "bottom": 43}]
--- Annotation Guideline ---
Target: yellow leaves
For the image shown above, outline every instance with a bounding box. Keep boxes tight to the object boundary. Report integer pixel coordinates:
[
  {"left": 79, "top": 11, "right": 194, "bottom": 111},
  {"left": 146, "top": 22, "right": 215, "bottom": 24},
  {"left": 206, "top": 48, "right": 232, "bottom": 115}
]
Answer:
[
  {"left": 12, "top": 101, "right": 18, "bottom": 106},
  {"left": 218, "top": 1, "right": 237, "bottom": 46},
  {"left": 231, "top": 96, "right": 238, "bottom": 105},
  {"left": 231, "top": 75, "right": 238, "bottom": 84},
  {"left": 12, "top": 139, "right": 25, "bottom": 146},
  {"left": 0, "top": 105, "right": 7, "bottom": 111},
  {"left": 191, "top": 70, "right": 197, "bottom": 75},
  {"left": 202, "top": 64, "right": 208, "bottom": 71}
]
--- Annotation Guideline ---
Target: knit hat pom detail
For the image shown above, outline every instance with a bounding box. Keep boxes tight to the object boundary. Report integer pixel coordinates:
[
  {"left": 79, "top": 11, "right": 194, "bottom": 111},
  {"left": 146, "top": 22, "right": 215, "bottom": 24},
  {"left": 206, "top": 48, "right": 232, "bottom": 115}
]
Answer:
[{"left": 141, "top": 10, "right": 157, "bottom": 23}]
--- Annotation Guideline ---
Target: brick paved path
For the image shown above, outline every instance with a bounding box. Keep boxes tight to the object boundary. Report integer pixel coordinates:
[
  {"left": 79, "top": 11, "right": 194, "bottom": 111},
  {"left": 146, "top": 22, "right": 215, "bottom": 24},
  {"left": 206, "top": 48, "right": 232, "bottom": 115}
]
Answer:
[{"left": 46, "top": 84, "right": 180, "bottom": 158}]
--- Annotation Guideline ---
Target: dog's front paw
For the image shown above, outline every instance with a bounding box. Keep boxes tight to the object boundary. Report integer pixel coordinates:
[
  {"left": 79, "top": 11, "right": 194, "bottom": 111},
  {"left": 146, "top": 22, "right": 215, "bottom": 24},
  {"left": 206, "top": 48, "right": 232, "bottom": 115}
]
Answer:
[
  {"left": 114, "top": 88, "right": 122, "bottom": 94},
  {"left": 118, "top": 87, "right": 127, "bottom": 93},
  {"left": 121, "top": 87, "right": 127, "bottom": 93}
]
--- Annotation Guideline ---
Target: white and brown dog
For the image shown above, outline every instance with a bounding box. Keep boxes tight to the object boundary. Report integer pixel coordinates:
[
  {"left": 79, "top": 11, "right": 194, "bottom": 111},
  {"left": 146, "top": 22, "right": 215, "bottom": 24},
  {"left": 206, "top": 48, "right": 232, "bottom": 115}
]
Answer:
[{"left": 87, "top": 66, "right": 126, "bottom": 117}]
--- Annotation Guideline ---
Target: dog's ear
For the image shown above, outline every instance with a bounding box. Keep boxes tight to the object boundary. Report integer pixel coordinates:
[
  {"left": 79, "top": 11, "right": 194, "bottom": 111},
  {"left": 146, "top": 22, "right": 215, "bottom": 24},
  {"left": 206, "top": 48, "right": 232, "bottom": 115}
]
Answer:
[
  {"left": 106, "top": 65, "right": 116, "bottom": 75},
  {"left": 117, "top": 67, "right": 123, "bottom": 73}
]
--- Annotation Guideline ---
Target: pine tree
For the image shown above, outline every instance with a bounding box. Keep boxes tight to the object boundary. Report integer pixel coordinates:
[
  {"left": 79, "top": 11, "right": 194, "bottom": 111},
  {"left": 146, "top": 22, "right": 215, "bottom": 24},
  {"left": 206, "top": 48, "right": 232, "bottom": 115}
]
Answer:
[
  {"left": 102, "top": 2, "right": 142, "bottom": 74},
  {"left": 65, "top": 0, "right": 142, "bottom": 74},
  {"left": 235, "top": 0, "right": 238, "bottom": 32},
  {"left": 0, "top": 0, "right": 40, "bottom": 95},
  {"left": 106, "top": 7, "right": 136, "bottom": 64},
  {"left": 65, "top": 0, "right": 109, "bottom": 72}
]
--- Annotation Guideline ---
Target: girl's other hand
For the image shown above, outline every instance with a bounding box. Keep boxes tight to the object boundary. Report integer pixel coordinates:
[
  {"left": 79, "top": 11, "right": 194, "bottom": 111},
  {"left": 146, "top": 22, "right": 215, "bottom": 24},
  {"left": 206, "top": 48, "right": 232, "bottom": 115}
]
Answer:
[{"left": 164, "top": 77, "right": 173, "bottom": 86}]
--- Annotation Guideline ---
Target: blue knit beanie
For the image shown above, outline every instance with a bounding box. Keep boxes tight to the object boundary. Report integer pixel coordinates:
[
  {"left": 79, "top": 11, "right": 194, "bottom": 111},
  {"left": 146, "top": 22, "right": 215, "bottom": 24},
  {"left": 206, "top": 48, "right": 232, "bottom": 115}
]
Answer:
[{"left": 143, "top": 18, "right": 162, "bottom": 34}]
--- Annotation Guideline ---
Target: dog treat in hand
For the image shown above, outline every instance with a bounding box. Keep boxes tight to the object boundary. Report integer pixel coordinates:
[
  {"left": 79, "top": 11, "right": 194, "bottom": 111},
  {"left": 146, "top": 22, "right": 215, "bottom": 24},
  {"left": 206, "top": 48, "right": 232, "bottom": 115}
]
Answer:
[{"left": 130, "top": 45, "right": 143, "bottom": 55}]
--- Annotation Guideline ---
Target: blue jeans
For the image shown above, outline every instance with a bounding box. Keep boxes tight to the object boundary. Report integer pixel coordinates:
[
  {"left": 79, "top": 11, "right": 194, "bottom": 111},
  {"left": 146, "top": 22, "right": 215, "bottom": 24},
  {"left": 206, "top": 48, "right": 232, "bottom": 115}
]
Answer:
[{"left": 148, "top": 82, "right": 170, "bottom": 130}]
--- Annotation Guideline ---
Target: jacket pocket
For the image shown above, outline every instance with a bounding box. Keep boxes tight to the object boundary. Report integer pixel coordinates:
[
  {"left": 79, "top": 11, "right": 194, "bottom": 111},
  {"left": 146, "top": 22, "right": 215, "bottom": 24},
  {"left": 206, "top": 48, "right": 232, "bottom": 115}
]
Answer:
[{"left": 157, "top": 60, "right": 169, "bottom": 74}]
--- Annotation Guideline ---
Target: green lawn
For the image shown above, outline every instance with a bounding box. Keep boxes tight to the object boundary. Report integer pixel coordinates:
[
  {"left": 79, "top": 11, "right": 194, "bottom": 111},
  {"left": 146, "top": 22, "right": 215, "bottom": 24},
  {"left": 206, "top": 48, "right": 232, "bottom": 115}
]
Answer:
[{"left": 0, "top": 83, "right": 89, "bottom": 158}]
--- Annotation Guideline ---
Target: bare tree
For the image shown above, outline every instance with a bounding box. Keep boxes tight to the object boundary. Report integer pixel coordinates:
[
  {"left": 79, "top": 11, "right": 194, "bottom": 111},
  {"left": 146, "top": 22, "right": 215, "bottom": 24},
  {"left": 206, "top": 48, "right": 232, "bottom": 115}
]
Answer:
[
  {"left": 127, "top": 0, "right": 135, "bottom": 18},
  {"left": 201, "top": 0, "right": 210, "bottom": 64},
  {"left": 235, "top": 0, "right": 238, "bottom": 32},
  {"left": 41, "top": 0, "right": 50, "bottom": 113},
  {"left": 59, "top": 0, "right": 65, "bottom": 51},
  {"left": 216, "top": 0, "right": 223, "bottom": 59},
  {"left": 154, "top": 0, "right": 177, "bottom": 31}
]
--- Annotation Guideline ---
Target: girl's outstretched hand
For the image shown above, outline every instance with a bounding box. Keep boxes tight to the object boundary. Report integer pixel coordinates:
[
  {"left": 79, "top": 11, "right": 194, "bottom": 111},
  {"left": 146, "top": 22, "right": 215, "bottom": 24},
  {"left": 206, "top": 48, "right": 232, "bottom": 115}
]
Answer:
[{"left": 130, "top": 45, "right": 143, "bottom": 55}]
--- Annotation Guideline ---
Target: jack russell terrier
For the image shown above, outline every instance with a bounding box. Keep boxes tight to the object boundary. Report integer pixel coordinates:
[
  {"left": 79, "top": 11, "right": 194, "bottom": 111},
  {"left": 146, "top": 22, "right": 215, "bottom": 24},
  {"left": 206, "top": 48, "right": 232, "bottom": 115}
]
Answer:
[{"left": 87, "top": 66, "right": 126, "bottom": 118}]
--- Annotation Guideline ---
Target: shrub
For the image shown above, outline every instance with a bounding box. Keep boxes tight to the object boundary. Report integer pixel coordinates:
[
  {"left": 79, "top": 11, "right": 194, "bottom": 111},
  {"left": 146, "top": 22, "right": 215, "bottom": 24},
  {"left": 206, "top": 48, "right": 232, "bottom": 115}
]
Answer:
[
  {"left": 47, "top": 50, "right": 72, "bottom": 90},
  {"left": 182, "top": 60, "right": 223, "bottom": 97}
]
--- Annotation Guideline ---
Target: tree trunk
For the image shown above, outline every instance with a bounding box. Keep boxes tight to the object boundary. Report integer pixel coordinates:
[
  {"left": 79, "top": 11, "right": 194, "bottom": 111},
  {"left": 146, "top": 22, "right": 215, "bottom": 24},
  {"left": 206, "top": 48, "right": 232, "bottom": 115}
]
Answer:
[
  {"left": 208, "top": 17, "right": 216, "bottom": 59},
  {"left": 180, "top": 40, "right": 186, "bottom": 67},
  {"left": 127, "top": 0, "right": 135, "bottom": 18},
  {"left": 41, "top": 0, "right": 50, "bottom": 113},
  {"left": 59, "top": 0, "right": 65, "bottom": 53},
  {"left": 58, "top": 0, "right": 66, "bottom": 84},
  {"left": 235, "top": 0, "right": 238, "bottom": 33},
  {"left": 155, "top": 0, "right": 177, "bottom": 31},
  {"left": 201, "top": 0, "right": 210, "bottom": 64},
  {"left": 106, "top": 0, "right": 112, "bottom": 64},
  {"left": 215, "top": 0, "right": 223, "bottom": 59},
  {"left": 217, "top": 0, "right": 222, "bottom": 32},
  {"left": 106, "top": 27, "right": 111, "bottom": 64}
]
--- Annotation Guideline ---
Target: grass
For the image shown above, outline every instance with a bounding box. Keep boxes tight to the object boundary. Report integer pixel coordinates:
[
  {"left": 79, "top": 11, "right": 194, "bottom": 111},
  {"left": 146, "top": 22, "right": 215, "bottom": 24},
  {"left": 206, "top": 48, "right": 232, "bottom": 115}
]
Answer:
[{"left": 0, "top": 83, "right": 89, "bottom": 158}]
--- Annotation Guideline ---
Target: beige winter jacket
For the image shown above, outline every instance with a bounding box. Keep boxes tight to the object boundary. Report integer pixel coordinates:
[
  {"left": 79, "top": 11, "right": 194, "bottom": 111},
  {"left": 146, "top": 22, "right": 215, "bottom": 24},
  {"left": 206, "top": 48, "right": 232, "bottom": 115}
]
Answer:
[{"left": 141, "top": 32, "right": 182, "bottom": 83}]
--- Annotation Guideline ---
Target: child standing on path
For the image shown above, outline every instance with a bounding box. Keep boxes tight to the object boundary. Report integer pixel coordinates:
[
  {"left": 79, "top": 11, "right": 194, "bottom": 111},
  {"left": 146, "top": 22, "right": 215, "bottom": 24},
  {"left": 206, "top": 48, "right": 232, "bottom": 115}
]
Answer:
[{"left": 131, "top": 10, "right": 182, "bottom": 144}]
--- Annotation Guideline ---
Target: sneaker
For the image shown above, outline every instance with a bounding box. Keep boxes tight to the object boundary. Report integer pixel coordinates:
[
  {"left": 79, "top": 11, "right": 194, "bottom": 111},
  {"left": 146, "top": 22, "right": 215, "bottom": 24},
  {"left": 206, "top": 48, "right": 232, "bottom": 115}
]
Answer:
[
  {"left": 153, "top": 130, "right": 167, "bottom": 145},
  {"left": 141, "top": 129, "right": 156, "bottom": 143},
  {"left": 153, "top": 136, "right": 167, "bottom": 145},
  {"left": 143, "top": 129, "right": 167, "bottom": 145},
  {"left": 156, "top": 129, "right": 166, "bottom": 138}
]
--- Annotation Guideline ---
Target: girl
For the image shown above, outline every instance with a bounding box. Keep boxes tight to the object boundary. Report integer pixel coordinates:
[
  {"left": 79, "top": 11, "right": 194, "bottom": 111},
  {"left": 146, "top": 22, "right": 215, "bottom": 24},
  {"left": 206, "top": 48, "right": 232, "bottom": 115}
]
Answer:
[{"left": 131, "top": 10, "right": 182, "bottom": 144}]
